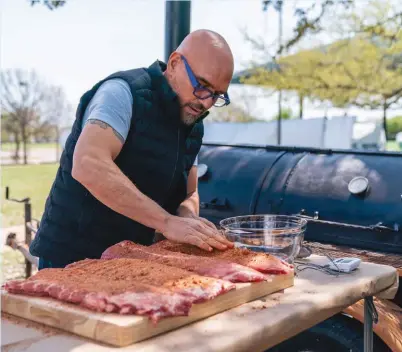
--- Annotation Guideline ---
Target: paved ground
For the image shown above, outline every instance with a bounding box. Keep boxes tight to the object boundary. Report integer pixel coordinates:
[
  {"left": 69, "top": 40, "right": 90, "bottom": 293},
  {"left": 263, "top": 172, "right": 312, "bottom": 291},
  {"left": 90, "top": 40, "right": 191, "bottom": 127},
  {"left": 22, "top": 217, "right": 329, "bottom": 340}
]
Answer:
[{"left": 1, "top": 148, "right": 59, "bottom": 165}]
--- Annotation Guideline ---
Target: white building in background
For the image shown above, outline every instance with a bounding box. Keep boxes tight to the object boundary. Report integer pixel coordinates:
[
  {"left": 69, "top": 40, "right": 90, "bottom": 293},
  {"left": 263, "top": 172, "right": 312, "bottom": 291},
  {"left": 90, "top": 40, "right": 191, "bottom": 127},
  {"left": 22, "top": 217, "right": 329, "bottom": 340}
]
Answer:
[
  {"left": 352, "top": 121, "right": 386, "bottom": 150},
  {"left": 396, "top": 132, "right": 402, "bottom": 149},
  {"left": 226, "top": 84, "right": 402, "bottom": 123},
  {"left": 203, "top": 116, "right": 386, "bottom": 151},
  {"left": 203, "top": 83, "right": 392, "bottom": 151}
]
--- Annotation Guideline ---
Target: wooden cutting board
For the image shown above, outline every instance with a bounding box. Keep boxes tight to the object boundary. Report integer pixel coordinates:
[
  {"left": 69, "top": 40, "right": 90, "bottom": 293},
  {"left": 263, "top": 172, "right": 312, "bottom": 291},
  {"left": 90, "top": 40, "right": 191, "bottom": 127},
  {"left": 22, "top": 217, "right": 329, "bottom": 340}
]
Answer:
[{"left": 1, "top": 272, "right": 293, "bottom": 347}]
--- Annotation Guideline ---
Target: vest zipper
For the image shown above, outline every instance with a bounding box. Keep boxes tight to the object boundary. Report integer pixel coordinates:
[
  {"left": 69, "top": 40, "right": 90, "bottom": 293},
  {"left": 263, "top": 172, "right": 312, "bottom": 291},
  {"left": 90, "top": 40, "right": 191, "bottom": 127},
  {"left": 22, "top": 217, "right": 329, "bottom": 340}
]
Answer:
[{"left": 167, "top": 129, "right": 180, "bottom": 197}]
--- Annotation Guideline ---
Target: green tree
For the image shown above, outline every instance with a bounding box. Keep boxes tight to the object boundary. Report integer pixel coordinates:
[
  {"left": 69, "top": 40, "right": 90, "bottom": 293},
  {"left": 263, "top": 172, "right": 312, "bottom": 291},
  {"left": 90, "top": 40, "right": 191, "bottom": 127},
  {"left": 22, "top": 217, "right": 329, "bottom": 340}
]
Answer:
[
  {"left": 313, "top": 1, "right": 402, "bottom": 138},
  {"left": 0, "top": 69, "right": 69, "bottom": 164},
  {"left": 272, "top": 107, "right": 294, "bottom": 120},
  {"left": 207, "top": 104, "right": 261, "bottom": 123},
  {"left": 239, "top": 47, "right": 332, "bottom": 119},
  {"left": 1, "top": 113, "right": 21, "bottom": 161},
  {"left": 387, "top": 115, "right": 402, "bottom": 139},
  {"left": 242, "top": 1, "right": 402, "bottom": 139},
  {"left": 258, "top": 0, "right": 401, "bottom": 56}
]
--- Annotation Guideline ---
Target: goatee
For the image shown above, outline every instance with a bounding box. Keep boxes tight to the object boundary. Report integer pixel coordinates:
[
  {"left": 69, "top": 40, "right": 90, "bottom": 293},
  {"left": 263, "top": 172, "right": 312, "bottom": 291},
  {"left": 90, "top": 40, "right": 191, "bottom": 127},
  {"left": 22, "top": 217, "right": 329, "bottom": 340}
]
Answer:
[{"left": 181, "top": 113, "right": 198, "bottom": 126}]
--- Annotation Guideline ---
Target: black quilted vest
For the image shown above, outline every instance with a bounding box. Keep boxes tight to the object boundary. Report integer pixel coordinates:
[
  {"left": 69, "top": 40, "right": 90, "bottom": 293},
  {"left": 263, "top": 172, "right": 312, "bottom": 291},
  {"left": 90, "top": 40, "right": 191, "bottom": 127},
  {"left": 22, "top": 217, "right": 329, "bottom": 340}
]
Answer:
[{"left": 30, "top": 60, "right": 205, "bottom": 265}]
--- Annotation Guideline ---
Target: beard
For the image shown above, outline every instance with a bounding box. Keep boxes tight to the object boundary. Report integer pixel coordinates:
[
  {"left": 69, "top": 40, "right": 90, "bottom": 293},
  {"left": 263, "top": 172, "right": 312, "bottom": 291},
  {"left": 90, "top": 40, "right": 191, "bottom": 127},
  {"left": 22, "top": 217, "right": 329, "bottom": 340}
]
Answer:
[
  {"left": 181, "top": 112, "right": 198, "bottom": 126},
  {"left": 180, "top": 102, "right": 205, "bottom": 126}
]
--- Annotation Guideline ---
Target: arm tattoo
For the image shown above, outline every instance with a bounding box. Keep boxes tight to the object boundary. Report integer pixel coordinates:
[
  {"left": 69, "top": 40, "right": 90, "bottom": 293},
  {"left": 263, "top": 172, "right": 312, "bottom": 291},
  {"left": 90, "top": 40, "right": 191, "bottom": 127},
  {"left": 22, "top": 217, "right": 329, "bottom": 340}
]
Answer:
[
  {"left": 112, "top": 128, "right": 125, "bottom": 144},
  {"left": 87, "top": 119, "right": 125, "bottom": 144}
]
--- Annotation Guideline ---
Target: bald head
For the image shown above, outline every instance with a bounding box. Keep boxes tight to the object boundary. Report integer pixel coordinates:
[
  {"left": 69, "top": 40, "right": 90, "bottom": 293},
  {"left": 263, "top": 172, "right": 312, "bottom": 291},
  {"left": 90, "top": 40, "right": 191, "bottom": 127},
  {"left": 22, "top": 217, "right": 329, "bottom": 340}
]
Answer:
[
  {"left": 177, "top": 30, "right": 233, "bottom": 63},
  {"left": 165, "top": 29, "right": 234, "bottom": 125}
]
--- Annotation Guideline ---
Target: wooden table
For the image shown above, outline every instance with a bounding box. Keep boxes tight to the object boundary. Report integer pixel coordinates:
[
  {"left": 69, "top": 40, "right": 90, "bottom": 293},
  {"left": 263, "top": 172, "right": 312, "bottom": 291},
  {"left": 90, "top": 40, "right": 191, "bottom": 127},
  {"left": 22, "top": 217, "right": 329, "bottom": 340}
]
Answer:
[{"left": 1, "top": 255, "right": 398, "bottom": 352}]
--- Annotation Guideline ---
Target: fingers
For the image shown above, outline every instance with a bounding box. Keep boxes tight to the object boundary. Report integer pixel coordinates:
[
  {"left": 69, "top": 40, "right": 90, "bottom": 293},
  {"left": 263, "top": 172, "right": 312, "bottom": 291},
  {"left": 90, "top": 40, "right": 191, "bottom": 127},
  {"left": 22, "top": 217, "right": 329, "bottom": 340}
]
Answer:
[
  {"left": 208, "top": 231, "right": 230, "bottom": 249},
  {"left": 206, "top": 236, "right": 234, "bottom": 251},
  {"left": 166, "top": 216, "right": 234, "bottom": 252},
  {"left": 204, "top": 234, "right": 228, "bottom": 251},
  {"left": 184, "top": 225, "right": 226, "bottom": 251},
  {"left": 195, "top": 222, "right": 233, "bottom": 251},
  {"left": 197, "top": 217, "right": 234, "bottom": 248},
  {"left": 199, "top": 217, "right": 217, "bottom": 230},
  {"left": 197, "top": 224, "right": 228, "bottom": 250},
  {"left": 213, "top": 231, "right": 234, "bottom": 248},
  {"left": 184, "top": 234, "right": 212, "bottom": 252}
]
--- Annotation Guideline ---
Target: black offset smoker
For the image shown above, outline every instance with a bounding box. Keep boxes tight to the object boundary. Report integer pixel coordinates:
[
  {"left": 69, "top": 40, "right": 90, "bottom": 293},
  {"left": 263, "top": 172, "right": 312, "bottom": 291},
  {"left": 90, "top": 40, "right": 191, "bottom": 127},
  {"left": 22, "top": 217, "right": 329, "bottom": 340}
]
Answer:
[
  {"left": 197, "top": 143, "right": 402, "bottom": 255},
  {"left": 197, "top": 143, "right": 402, "bottom": 352}
]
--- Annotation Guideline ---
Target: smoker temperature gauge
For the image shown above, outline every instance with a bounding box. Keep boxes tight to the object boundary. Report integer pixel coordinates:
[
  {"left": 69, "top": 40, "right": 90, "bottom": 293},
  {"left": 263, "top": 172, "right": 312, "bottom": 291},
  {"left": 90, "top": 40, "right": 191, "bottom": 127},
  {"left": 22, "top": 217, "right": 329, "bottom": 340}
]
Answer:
[
  {"left": 197, "top": 164, "right": 208, "bottom": 178},
  {"left": 348, "top": 176, "right": 369, "bottom": 195}
]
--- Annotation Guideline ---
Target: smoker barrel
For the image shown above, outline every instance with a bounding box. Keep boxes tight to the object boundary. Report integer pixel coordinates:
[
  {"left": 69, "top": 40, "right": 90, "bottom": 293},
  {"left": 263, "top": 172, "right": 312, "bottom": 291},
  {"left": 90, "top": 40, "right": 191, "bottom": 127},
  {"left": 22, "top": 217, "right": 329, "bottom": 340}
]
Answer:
[{"left": 198, "top": 143, "right": 402, "bottom": 255}]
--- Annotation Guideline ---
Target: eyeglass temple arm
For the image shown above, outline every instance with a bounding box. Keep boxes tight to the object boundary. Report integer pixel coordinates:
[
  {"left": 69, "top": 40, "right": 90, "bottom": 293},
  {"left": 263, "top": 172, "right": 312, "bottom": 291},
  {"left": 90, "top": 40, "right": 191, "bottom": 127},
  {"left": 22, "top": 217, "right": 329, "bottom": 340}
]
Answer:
[
  {"left": 182, "top": 55, "right": 230, "bottom": 104},
  {"left": 182, "top": 57, "right": 199, "bottom": 87}
]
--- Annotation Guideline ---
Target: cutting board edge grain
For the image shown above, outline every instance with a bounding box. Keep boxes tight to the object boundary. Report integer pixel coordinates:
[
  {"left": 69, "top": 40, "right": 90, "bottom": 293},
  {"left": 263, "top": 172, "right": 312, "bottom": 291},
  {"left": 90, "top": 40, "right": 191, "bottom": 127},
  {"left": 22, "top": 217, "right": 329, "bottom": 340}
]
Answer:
[{"left": 1, "top": 272, "right": 294, "bottom": 347}]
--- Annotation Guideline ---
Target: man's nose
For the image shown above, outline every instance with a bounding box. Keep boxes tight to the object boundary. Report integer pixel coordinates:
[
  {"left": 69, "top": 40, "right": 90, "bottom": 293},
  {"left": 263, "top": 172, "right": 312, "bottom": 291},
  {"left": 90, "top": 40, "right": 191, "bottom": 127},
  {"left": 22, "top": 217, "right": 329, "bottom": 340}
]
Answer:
[{"left": 200, "top": 97, "right": 214, "bottom": 110}]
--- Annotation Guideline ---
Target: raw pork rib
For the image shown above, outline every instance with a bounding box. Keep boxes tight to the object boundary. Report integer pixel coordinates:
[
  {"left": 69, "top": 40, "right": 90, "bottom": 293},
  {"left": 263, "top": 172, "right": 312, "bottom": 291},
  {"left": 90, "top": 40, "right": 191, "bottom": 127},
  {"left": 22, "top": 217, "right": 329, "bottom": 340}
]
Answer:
[
  {"left": 151, "top": 240, "right": 293, "bottom": 275},
  {"left": 101, "top": 241, "right": 267, "bottom": 283},
  {"left": 3, "top": 258, "right": 234, "bottom": 323},
  {"left": 64, "top": 258, "right": 235, "bottom": 303}
]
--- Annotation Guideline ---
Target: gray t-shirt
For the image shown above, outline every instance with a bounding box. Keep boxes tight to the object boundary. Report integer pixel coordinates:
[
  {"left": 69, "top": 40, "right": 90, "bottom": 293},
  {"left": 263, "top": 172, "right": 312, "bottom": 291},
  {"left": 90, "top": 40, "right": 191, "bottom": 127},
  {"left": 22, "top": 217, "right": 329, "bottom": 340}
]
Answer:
[{"left": 82, "top": 78, "right": 198, "bottom": 165}]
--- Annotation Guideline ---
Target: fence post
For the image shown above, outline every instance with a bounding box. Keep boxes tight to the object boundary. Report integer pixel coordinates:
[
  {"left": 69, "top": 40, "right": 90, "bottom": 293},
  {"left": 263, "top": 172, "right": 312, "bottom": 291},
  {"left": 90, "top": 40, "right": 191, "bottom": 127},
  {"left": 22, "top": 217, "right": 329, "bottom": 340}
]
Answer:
[{"left": 24, "top": 202, "right": 32, "bottom": 278}]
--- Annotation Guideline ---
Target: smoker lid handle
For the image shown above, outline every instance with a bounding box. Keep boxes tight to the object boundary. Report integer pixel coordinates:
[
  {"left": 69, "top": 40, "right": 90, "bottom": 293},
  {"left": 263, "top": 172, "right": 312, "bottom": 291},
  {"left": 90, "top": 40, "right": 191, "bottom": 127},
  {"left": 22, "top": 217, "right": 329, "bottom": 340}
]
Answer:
[
  {"left": 200, "top": 197, "right": 230, "bottom": 210},
  {"left": 297, "top": 211, "right": 399, "bottom": 233}
]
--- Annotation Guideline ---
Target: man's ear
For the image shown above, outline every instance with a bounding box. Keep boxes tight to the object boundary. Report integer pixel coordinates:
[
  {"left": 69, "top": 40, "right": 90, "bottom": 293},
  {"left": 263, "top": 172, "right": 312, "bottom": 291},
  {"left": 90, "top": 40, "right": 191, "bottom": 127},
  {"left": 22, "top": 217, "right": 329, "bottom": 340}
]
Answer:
[{"left": 168, "top": 52, "right": 181, "bottom": 71}]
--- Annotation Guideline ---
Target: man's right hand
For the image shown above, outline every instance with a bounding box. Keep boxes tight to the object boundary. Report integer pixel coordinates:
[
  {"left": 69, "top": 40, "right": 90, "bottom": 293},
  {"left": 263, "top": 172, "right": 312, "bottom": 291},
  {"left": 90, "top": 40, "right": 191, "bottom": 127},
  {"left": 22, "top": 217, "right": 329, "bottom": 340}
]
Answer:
[
  {"left": 73, "top": 116, "right": 233, "bottom": 251},
  {"left": 162, "top": 215, "right": 232, "bottom": 252}
]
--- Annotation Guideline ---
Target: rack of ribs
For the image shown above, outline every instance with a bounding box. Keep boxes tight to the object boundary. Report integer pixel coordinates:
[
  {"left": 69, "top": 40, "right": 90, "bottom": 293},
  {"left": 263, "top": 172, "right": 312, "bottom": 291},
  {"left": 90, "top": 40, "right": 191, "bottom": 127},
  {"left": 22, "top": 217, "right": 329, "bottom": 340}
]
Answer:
[
  {"left": 3, "top": 258, "right": 235, "bottom": 324},
  {"left": 101, "top": 241, "right": 267, "bottom": 282},
  {"left": 150, "top": 240, "right": 293, "bottom": 275}
]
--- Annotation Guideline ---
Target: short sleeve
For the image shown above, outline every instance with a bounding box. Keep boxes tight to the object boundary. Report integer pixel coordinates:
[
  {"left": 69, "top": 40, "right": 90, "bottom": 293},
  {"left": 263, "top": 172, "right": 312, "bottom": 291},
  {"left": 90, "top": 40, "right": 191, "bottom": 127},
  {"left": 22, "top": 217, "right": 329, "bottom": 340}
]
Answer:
[
  {"left": 81, "top": 78, "right": 133, "bottom": 142},
  {"left": 193, "top": 155, "right": 198, "bottom": 166}
]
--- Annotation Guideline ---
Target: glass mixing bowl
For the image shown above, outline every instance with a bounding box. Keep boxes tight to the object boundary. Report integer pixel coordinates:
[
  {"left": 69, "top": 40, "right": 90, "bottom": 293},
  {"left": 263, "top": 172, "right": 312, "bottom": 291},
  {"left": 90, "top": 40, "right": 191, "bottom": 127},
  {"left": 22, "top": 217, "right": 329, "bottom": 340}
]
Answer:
[{"left": 219, "top": 215, "right": 307, "bottom": 264}]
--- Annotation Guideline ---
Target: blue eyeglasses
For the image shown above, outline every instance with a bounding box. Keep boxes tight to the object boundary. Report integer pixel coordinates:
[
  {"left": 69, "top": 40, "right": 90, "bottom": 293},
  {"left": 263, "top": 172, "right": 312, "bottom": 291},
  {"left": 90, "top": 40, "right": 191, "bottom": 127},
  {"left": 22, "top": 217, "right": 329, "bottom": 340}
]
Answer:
[{"left": 181, "top": 55, "right": 230, "bottom": 107}]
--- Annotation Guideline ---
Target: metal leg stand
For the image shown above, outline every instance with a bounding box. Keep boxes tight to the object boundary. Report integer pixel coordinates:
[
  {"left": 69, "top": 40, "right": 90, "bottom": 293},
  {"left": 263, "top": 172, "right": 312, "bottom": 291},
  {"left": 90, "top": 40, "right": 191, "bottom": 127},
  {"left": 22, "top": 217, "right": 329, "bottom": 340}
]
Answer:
[{"left": 364, "top": 296, "right": 378, "bottom": 352}]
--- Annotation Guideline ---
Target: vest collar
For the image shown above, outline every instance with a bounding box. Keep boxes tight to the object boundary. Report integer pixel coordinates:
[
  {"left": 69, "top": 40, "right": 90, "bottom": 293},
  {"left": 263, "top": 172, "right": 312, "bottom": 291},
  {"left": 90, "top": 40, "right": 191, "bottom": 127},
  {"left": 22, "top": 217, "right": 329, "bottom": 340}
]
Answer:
[
  {"left": 147, "top": 60, "right": 181, "bottom": 122},
  {"left": 148, "top": 60, "right": 209, "bottom": 127},
  {"left": 148, "top": 60, "right": 177, "bottom": 100}
]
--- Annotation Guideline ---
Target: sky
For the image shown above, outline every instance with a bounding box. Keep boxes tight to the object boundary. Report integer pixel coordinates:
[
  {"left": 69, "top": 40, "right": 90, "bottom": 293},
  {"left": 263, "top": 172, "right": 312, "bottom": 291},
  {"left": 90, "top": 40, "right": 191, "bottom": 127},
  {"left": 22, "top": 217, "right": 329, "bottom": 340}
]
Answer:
[
  {"left": 1, "top": 0, "right": 401, "bottom": 123},
  {"left": 1, "top": 0, "right": 284, "bottom": 102}
]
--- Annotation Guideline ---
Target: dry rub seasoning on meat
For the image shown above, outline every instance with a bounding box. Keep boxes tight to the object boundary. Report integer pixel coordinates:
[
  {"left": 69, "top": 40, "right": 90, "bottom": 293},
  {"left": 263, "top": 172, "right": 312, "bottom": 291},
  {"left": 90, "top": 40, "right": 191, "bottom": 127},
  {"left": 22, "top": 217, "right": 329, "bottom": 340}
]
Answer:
[
  {"left": 101, "top": 241, "right": 268, "bottom": 282},
  {"left": 3, "top": 258, "right": 234, "bottom": 323},
  {"left": 151, "top": 240, "right": 294, "bottom": 275}
]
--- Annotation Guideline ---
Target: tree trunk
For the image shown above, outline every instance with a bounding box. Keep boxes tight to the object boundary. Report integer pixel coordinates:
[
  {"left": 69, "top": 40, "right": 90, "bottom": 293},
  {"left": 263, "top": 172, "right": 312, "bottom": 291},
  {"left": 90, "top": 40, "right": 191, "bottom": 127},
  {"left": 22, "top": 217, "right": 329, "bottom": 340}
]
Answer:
[
  {"left": 22, "top": 139, "right": 28, "bottom": 164},
  {"left": 21, "top": 124, "right": 28, "bottom": 165},
  {"left": 383, "top": 101, "right": 388, "bottom": 141},
  {"left": 298, "top": 94, "right": 304, "bottom": 119},
  {"left": 13, "top": 133, "right": 20, "bottom": 163}
]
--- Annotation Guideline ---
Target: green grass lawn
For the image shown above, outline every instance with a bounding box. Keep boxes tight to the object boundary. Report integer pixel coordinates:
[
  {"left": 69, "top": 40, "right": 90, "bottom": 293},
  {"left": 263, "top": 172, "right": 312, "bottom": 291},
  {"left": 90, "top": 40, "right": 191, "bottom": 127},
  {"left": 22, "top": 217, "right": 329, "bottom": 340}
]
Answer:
[
  {"left": 386, "top": 140, "right": 401, "bottom": 151},
  {"left": 1, "top": 164, "right": 58, "bottom": 227},
  {"left": 1, "top": 142, "right": 57, "bottom": 151}
]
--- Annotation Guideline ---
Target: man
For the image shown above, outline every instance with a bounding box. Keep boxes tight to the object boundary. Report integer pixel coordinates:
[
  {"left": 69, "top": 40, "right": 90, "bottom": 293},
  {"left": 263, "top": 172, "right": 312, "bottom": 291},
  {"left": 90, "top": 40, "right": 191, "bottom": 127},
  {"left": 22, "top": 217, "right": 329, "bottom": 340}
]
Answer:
[{"left": 30, "top": 29, "right": 235, "bottom": 269}]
